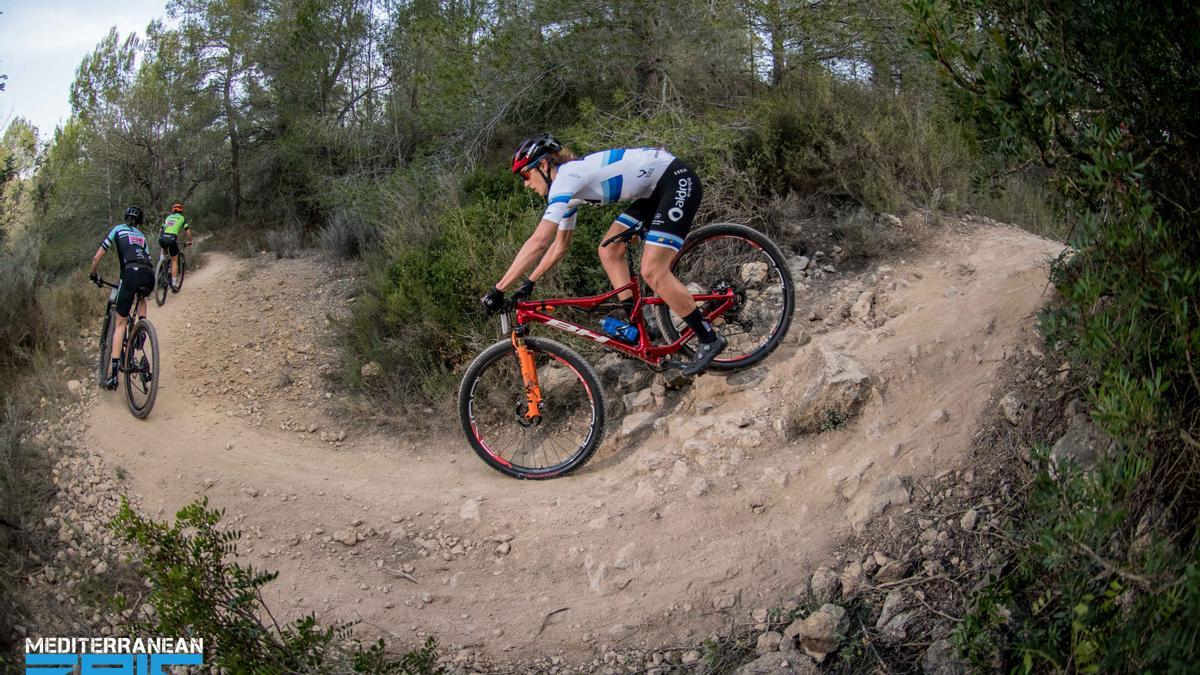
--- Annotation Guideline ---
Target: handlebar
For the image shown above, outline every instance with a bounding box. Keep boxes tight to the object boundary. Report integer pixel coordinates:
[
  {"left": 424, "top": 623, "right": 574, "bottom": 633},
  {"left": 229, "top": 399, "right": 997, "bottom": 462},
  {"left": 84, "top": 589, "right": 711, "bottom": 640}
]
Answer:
[
  {"left": 93, "top": 277, "right": 118, "bottom": 289},
  {"left": 601, "top": 222, "right": 646, "bottom": 247}
]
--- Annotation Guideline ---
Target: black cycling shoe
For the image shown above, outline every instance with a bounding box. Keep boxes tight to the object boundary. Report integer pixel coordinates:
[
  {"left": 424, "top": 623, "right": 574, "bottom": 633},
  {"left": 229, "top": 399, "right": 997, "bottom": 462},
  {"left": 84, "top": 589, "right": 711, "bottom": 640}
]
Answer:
[
  {"left": 103, "top": 375, "right": 119, "bottom": 390},
  {"left": 681, "top": 335, "right": 727, "bottom": 376}
]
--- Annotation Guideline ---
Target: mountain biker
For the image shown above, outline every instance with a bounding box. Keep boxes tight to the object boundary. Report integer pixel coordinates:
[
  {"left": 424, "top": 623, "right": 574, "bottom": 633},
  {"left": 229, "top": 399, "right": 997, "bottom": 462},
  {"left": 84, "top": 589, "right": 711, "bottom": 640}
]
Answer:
[
  {"left": 160, "top": 202, "right": 192, "bottom": 282},
  {"left": 481, "top": 133, "right": 727, "bottom": 376},
  {"left": 89, "top": 206, "right": 154, "bottom": 390}
]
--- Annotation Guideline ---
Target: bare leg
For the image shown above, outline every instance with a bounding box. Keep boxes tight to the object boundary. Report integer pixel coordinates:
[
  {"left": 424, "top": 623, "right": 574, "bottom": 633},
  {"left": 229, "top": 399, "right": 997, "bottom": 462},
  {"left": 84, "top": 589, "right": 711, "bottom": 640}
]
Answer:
[
  {"left": 640, "top": 245, "right": 696, "bottom": 318},
  {"left": 598, "top": 222, "right": 634, "bottom": 301},
  {"left": 111, "top": 314, "right": 127, "bottom": 361}
]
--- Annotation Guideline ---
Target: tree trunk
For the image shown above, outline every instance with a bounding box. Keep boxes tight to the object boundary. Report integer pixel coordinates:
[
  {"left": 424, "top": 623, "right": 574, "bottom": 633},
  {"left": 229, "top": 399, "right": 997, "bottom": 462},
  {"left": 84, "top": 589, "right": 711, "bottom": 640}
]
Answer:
[
  {"left": 767, "top": 0, "right": 787, "bottom": 87},
  {"left": 223, "top": 58, "right": 242, "bottom": 223}
]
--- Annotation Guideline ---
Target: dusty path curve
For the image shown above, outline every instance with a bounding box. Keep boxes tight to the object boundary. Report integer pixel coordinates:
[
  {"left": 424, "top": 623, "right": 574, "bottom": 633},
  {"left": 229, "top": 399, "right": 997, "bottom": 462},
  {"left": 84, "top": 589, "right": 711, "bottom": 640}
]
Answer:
[{"left": 85, "top": 220, "right": 1062, "bottom": 663}]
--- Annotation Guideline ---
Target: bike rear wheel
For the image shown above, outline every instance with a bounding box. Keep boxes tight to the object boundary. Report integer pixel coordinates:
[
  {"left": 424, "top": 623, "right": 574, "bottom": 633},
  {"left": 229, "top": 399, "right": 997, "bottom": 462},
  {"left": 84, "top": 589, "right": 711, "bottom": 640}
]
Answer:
[
  {"left": 154, "top": 260, "right": 169, "bottom": 306},
  {"left": 656, "top": 222, "right": 795, "bottom": 370},
  {"left": 124, "top": 319, "right": 160, "bottom": 419},
  {"left": 171, "top": 252, "right": 186, "bottom": 293},
  {"left": 96, "top": 309, "right": 113, "bottom": 387},
  {"left": 458, "top": 336, "right": 605, "bottom": 479}
]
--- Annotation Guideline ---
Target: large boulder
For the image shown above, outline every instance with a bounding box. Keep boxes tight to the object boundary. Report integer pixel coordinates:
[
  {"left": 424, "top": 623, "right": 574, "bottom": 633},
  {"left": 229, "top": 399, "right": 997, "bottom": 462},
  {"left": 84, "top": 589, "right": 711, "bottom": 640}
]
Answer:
[{"left": 785, "top": 346, "right": 872, "bottom": 435}]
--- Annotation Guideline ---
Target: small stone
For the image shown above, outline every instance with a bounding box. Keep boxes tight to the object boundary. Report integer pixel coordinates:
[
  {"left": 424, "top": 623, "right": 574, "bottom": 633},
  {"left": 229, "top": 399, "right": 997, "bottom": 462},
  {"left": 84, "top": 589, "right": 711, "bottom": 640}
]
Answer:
[
  {"left": 67, "top": 380, "right": 83, "bottom": 394},
  {"left": 999, "top": 392, "right": 1023, "bottom": 426},
  {"left": 713, "top": 593, "right": 739, "bottom": 611},
  {"left": 928, "top": 409, "right": 949, "bottom": 424},
  {"left": 755, "top": 631, "right": 782, "bottom": 655},
  {"left": 810, "top": 566, "right": 841, "bottom": 603},
  {"left": 874, "top": 559, "right": 913, "bottom": 584},
  {"left": 360, "top": 362, "right": 381, "bottom": 379},
  {"left": 495, "top": 542, "right": 511, "bottom": 556},
  {"left": 688, "top": 478, "right": 711, "bottom": 498},
  {"left": 960, "top": 509, "right": 978, "bottom": 531}
]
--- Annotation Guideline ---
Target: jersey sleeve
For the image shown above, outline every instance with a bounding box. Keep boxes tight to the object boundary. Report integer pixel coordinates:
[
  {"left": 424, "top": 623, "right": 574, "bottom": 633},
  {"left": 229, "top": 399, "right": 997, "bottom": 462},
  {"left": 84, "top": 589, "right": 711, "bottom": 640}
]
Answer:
[
  {"left": 558, "top": 206, "right": 579, "bottom": 231},
  {"left": 100, "top": 226, "right": 119, "bottom": 250},
  {"left": 540, "top": 171, "right": 583, "bottom": 226},
  {"left": 182, "top": 217, "right": 189, "bottom": 231}
]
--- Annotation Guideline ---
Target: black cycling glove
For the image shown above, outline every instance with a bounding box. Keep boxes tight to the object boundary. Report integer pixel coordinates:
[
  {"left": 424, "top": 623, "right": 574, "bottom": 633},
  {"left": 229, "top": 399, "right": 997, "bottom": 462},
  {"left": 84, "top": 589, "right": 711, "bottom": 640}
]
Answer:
[
  {"left": 511, "top": 278, "right": 535, "bottom": 302},
  {"left": 481, "top": 286, "right": 505, "bottom": 314},
  {"left": 89, "top": 272, "right": 100, "bottom": 286}
]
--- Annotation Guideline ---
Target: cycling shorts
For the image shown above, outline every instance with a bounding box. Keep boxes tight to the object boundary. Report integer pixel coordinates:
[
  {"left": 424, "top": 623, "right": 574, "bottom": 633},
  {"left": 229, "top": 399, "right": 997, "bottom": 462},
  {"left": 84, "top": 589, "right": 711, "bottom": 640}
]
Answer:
[
  {"left": 614, "top": 159, "right": 703, "bottom": 251},
  {"left": 116, "top": 264, "right": 155, "bottom": 318},
  {"left": 159, "top": 233, "right": 180, "bottom": 257}
]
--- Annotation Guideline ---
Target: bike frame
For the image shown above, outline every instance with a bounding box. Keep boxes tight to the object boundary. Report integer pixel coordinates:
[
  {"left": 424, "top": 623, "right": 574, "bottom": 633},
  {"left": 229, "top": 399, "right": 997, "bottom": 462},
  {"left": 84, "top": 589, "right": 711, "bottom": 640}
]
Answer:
[
  {"left": 511, "top": 276, "right": 735, "bottom": 368},
  {"left": 100, "top": 281, "right": 145, "bottom": 374}
]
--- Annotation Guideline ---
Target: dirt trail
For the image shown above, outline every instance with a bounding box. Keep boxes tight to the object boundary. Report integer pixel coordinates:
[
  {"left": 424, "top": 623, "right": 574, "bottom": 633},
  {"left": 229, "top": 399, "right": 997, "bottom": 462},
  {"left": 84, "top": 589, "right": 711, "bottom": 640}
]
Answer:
[{"left": 84, "top": 220, "right": 1062, "bottom": 662}]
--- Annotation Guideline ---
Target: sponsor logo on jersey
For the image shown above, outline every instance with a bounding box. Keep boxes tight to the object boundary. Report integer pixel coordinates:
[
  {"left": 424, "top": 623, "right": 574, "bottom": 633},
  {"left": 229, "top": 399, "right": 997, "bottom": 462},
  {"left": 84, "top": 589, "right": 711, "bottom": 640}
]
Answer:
[
  {"left": 669, "top": 177, "right": 693, "bottom": 221},
  {"left": 127, "top": 233, "right": 146, "bottom": 247}
]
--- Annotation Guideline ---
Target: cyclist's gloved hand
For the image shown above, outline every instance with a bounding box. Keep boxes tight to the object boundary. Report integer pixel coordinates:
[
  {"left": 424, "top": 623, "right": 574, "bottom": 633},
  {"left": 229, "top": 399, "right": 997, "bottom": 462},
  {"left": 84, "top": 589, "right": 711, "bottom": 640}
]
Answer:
[
  {"left": 481, "top": 286, "right": 505, "bottom": 314},
  {"left": 511, "top": 278, "right": 535, "bottom": 302},
  {"left": 89, "top": 272, "right": 99, "bottom": 286}
]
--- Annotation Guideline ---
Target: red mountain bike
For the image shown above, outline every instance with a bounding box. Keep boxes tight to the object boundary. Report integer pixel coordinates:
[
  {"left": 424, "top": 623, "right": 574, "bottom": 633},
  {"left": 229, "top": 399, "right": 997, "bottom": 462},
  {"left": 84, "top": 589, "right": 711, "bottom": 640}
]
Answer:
[{"left": 458, "top": 222, "right": 795, "bottom": 479}]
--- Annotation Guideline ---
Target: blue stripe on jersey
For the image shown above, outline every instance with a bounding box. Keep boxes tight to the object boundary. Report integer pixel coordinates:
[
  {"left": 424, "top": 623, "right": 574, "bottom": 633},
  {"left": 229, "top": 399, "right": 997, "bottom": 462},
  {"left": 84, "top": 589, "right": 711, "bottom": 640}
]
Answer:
[
  {"left": 548, "top": 194, "right": 572, "bottom": 205},
  {"left": 616, "top": 213, "right": 640, "bottom": 228},
  {"left": 604, "top": 149, "right": 626, "bottom": 166},
  {"left": 601, "top": 175, "right": 623, "bottom": 203}
]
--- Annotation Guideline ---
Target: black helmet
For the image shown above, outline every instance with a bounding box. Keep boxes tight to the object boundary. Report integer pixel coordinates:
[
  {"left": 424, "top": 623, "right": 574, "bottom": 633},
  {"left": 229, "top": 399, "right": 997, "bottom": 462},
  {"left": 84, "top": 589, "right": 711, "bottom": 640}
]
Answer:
[
  {"left": 511, "top": 133, "right": 562, "bottom": 174},
  {"left": 124, "top": 206, "right": 144, "bottom": 225}
]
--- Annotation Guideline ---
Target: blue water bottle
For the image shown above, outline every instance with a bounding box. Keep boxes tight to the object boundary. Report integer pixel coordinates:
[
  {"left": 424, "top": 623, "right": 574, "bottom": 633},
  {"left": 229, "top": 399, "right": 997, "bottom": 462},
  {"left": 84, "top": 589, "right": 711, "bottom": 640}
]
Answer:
[{"left": 601, "top": 316, "right": 639, "bottom": 343}]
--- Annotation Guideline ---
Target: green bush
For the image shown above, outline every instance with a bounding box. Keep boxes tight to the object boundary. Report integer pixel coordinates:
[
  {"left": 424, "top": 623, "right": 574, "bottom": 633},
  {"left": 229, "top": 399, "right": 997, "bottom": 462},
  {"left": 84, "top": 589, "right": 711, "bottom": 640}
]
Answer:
[
  {"left": 0, "top": 402, "right": 54, "bottom": 656},
  {"left": 111, "top": 497, "right": 438, "bottom": 674},
  {"left": 744, "top": 70, "right": 975, "bottom": 214},
  {"left": 912, "top": 0, "right": 1200, "bottom": 670},
  {"left": 264, "top": 227, "right": 302, "bottom": 259}
]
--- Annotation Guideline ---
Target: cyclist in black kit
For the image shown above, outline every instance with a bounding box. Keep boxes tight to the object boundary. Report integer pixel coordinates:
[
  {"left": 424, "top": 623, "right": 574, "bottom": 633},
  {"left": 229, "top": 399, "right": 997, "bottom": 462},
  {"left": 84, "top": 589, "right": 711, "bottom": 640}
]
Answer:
[{"left": 89, "top": 206, "right": 155, "bottom": 389}]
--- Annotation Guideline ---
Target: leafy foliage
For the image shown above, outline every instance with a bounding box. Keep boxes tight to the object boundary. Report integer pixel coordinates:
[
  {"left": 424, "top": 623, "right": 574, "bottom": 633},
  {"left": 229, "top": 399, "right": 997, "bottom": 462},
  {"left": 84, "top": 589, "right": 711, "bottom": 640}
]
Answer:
[
  {"left": 111, "top": 497, "right": 438, "bottom": 673},
  {"left": 910, "top": 0, "right": 1200, "bottom": 669}
]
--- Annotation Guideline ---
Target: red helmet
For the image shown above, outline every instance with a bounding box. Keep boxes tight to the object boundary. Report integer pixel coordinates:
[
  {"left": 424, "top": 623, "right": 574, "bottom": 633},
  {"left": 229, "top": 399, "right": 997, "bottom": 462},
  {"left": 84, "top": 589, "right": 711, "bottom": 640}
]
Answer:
[
  {"left": 511, "top": 133, "right": 562, "bottom": 174},
  {"left": 171, "top": 203, "right": 184, "bottom": 213}
]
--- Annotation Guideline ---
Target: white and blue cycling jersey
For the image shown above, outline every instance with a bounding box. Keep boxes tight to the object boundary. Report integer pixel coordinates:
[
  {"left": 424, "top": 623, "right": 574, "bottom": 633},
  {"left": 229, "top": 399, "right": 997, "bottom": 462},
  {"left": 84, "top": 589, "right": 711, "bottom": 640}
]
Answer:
[{"left": 541, "top": 147, "right": 677, "bottom": 230}]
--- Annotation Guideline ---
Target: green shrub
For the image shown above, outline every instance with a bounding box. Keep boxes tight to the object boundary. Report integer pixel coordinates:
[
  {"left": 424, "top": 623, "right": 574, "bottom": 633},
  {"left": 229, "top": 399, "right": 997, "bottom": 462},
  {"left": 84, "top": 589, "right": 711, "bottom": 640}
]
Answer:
[
  {"left": 111, "top": 497, "right": 438, "bottom": 674},
  {"left": 912, "top": 0, "right": 1200, "bottom": 670},
  {"left": 0, "top": 402, "right": 54, "bottom": 655},
  {"left": 744, "top": 70, "right": 975, "bottom": 214},
  {"left": 264, "top": 227, "right": 302, "bottom": 259},
  {"left": 319, "top": 207, "right": 384, "bottom": 259}
]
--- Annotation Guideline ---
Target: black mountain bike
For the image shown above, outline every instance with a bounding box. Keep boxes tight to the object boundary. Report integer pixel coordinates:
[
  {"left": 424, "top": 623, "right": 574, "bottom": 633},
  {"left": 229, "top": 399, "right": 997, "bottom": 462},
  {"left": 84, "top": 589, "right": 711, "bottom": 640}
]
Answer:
[
  {"left": 153, "top": 240, "right": 189, "bottom": 306},
  {"left": 95, "top": 278, "right": 160, "bottom": 419}
]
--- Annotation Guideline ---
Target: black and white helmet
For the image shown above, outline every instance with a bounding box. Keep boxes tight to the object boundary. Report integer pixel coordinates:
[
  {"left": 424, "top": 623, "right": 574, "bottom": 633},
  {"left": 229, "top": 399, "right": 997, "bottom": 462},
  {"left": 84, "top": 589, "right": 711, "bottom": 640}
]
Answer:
[
  {"left": 124, "top": 206, "right": 144, "bottom": 225},
  {"left": 511, "top": 133, "right": 562, "bottom": 174}
]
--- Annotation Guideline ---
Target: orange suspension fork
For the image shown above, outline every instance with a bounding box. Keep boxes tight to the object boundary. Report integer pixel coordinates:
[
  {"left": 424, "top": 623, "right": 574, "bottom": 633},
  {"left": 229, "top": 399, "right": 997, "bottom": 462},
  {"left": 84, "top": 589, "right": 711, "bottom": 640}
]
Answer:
[{"left": 511, "top": 332, "right": 543, "bottom": 422}]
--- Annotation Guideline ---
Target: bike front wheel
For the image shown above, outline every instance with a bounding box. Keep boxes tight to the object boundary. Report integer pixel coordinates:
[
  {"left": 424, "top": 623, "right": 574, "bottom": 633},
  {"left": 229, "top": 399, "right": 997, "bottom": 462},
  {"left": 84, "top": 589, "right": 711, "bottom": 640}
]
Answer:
[
  {"left": 657, "top": 222, "right": 795, "bottom": 371},
  {"left": 458, "top": 336, "right": 605, "bottom": 479},
  {"left": 124, "top": 319, "right": 160, "bottom": 419},
  {"left": 154, "top": 260, "right": 169, "bottom": 306},
  {"left": 97, "top": 309, "right": 113, "bottom": 387},
  {"left": 171, "top": 252, "right": 186, "bottom": 293}
]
